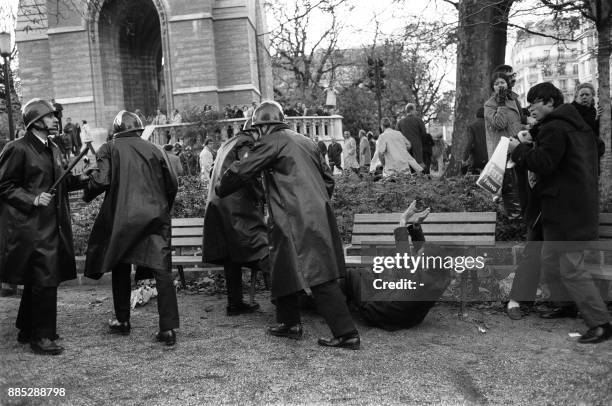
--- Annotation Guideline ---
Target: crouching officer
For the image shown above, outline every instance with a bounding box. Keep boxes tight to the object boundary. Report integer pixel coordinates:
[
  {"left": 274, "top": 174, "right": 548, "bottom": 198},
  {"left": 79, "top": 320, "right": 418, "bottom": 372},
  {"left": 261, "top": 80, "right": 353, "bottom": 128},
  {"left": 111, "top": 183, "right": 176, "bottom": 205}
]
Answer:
[
  {"left": 82, "top": 110, "right": 180, "bottom": 346},
  {"left": 0, "top": 98, "right": 87, "bottom": 355},
  {"left": 217, "top": 101, "right": 360, "bottom": 350},
  {"left": 204, "top": 118, "right": 269, "bottom": 315}
]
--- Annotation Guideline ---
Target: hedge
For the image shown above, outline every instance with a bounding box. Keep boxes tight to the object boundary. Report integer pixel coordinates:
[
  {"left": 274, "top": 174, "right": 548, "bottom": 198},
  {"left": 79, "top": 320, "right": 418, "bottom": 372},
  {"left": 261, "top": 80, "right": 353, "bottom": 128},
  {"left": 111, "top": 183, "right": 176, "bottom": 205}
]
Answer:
[{"left": 71, "top": 174, "right": 528, "bottom": 255}]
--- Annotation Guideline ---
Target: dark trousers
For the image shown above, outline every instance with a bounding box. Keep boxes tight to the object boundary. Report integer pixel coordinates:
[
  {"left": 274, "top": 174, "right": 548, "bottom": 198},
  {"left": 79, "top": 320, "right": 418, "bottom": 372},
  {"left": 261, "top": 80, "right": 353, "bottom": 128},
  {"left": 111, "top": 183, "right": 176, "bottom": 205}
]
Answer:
[
  {"left": 422, "top": 154, "right": 432, "bottom": 174},
  {"left": 225, "top": 256, "right": 269, "bottom": 304},
  {"left": 541, "top": 231, "right": 610, "bottom": 328},
  {"left": 112, "top": 263, "right": 180, "bottom": 331},
  {"left": 330, "top": 162, "right": 342, "bottom": 172},
  {"left": 16, "top": 285, "right": 57, "bottom": 340},
  {"left": 509, "top": 222, "right": 543, "bottom": 303},
  {"left": 276, "top": 280, "right": 356, "bottom": 337}
]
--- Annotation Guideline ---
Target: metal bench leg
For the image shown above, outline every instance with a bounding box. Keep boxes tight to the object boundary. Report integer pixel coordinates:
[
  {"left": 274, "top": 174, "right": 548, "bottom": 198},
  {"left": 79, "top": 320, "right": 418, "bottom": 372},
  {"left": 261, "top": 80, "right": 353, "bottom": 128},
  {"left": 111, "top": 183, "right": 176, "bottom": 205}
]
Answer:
[
  {"left": 470, "top": 268, "right": 480, "bottom": 298},
  {"left": 249, "top": 269, "right": 257, "bottom": 304},
  {"left": 177, "top": 265, "right": 187, "bottom": 289},
  {"left": 459, "top": 273, "right": 467, "bottom": 318}
]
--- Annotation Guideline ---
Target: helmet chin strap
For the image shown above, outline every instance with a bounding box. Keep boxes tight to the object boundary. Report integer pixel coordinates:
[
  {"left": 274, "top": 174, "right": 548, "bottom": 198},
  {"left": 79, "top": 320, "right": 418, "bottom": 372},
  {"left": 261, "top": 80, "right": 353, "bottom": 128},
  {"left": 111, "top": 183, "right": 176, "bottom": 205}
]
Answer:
[{"left": 32, "top": 119, "right": 57, "bottom": 135}]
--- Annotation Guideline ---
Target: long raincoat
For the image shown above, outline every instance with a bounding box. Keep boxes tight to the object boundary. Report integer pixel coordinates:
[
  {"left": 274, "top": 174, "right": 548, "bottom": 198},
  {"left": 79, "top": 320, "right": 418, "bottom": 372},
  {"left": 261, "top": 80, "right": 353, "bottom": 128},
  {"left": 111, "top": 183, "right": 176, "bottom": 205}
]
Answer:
[
  {"left": 217, "top": 124, "right": 344, "bottom": 298},
  {"left": 203, "top": 132, "right": 268, "bottom": 265},
  {"left": 0, "top": 132, "right": 83, "bottom": 286},
  {"left": 83, "top": 133, "right": 178, "bottom": 279}
]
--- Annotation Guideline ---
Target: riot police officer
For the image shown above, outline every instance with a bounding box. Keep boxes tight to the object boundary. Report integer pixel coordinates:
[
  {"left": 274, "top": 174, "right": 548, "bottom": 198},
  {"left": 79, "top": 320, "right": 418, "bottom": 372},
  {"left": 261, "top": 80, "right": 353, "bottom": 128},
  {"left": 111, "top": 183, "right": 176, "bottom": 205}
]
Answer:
[
  {"left": 0, "top": 98, "right": 86, "bottom": 355},
  {"left": 217, "top": 101, "right": 360, "bottom": 350},
  {"left": 83, "top": 110, "right": 180, "bottom": 346}
]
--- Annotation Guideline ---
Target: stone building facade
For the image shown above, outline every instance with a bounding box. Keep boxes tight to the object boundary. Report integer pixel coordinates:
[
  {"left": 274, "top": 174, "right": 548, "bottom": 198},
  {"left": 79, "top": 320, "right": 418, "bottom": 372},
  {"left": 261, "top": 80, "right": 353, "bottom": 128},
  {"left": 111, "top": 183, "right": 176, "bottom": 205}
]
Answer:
[{"left": 16, "top": 0, "right": 273, "bottom": 128}]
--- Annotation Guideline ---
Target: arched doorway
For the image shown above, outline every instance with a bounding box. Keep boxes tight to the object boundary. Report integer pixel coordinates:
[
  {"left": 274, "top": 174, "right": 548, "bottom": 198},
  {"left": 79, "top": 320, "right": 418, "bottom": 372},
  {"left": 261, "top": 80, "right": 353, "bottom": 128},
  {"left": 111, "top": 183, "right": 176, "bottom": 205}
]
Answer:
[{"left": 98, "top": 0, "right": 164, "bottom": 117}]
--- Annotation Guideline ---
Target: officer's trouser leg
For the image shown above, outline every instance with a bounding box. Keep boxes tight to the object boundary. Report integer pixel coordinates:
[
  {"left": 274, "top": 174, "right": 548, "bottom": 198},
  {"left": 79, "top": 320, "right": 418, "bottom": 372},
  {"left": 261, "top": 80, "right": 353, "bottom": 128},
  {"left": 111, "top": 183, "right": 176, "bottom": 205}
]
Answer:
[
  {"left": 311, "top": 281, "right": 357, "bottom": 337},
  {"left": 112, "top": 263, "right": 132, "bottom": 323},
  {"left": 16, "top": 285, "right": 57, "bottom": 340},
  {"left": 276, "top": 293, "right": 301, "bottom": 326},
  {"left": 224, "top": 262, "right": 244, "bottom": 305},
  {"left": 150, "top": 267, "right": 180, "bottom": 331}
]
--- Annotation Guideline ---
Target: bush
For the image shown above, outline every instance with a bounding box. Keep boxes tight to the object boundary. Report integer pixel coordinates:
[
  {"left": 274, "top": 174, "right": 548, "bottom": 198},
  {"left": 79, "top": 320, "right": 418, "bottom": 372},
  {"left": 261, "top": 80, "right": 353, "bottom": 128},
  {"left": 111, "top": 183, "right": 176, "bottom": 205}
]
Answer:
[{"left": 331, "top": 173, "right": 526, "bottom": 243}]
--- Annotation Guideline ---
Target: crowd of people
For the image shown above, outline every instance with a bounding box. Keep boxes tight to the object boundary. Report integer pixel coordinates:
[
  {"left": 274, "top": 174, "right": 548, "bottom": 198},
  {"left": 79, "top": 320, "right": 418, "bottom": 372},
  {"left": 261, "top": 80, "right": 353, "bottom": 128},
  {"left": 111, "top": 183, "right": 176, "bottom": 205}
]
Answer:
[
  {"left": 469, "top": 64, "right": 610, "bottom": 344},
  {"left": 1, "top": 68, "right": 611, "bottom": 357}
]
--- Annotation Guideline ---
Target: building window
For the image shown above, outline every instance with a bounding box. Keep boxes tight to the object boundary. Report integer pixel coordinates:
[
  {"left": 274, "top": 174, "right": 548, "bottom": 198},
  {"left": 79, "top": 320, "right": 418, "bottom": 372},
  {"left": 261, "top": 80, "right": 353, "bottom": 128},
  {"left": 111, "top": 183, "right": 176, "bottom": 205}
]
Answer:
[
  {"left": 572, "top": 64, "right": 578, "bottom": 75},
  {"left": 558, "top": 63, "right": 566, "bottom": 75},
  {"left": 559, "top": 79, "right": 566, "bottom": 90}
]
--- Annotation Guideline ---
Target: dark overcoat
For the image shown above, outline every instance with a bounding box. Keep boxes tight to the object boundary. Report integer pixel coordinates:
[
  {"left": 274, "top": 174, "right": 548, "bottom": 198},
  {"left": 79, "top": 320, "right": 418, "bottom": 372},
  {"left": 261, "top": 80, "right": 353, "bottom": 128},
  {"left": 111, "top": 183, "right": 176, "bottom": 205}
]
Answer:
[
  {"left": 83, "top": 133, "right": 178, "bottom": 279},
  {"left": 397, "top": 115, "right": 426, "bottom": 163},
  {"left": 511, "top": 103, "right": 598, "bottom": 242},
  {"left": 203, "top": 133, "right": 268, "bottom": 265},
  {"left": 0, "top": 132, "right": 81, "bottom": 286},
  {"left": 217, "top": 125, "right": 344, "bottom": 298}
]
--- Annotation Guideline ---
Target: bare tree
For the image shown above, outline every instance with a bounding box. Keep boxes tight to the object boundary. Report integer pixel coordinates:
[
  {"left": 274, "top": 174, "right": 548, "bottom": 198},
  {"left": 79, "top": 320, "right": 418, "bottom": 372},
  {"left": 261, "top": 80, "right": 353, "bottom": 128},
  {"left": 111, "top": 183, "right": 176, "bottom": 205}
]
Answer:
[
  {"left": 378, "top": 22, "right": 454, "bottom": 124},
  {"left": 268, "top": 0, "right": 352, "bottom": 104}
]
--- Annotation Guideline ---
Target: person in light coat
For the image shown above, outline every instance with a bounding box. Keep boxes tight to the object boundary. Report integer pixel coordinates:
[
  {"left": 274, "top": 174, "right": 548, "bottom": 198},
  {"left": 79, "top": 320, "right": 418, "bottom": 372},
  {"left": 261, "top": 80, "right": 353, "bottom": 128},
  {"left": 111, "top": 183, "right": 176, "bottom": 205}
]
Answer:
[{"left": 199, "top": 139, "right": 214, "bottom": 183}]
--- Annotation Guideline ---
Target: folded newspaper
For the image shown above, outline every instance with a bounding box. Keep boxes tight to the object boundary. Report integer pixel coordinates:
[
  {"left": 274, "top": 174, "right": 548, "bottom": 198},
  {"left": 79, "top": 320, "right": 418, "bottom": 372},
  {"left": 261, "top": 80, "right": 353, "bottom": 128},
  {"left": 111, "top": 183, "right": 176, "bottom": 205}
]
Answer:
[{"left": 476, "top": 136, "right": 509, "bottom": 195}]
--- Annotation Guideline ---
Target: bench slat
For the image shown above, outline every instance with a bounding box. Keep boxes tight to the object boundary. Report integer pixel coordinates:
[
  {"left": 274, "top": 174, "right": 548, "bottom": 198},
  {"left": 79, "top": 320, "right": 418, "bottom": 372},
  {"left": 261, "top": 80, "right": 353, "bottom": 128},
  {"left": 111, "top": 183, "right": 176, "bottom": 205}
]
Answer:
[
  {"left": 353, "top": 223, "right": 496, "bottom": 235},
  {"left": 599, "top": 213, "right": 612, "bottom": 225},
  {"left": 172, "top": 218, "right": 204, "bottom": 227},
  {"left": 354, "top": 212, "right": 496, "bottom": 223},
  {"left": 172, "top": 237, "right": 202, "bottom": 247},
  {"left": 172, "top": 255, "right": 203, "bottom": 266},
  {"left": 598, "top": 225, "right": 612, "bottom": 238},
  {"left": 172, "top": 227, "right": 204, "bottom": 237},
  {"left": 350, "top": 234, "right": 495, "bottom": 245}
]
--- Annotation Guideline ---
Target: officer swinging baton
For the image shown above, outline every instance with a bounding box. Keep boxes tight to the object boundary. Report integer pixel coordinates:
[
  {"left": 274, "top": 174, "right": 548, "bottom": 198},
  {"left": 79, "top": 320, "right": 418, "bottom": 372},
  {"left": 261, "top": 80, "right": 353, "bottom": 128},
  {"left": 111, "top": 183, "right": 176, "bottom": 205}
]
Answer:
[{"left": 48, "top": 141, "right": 96, "bottom": 194}]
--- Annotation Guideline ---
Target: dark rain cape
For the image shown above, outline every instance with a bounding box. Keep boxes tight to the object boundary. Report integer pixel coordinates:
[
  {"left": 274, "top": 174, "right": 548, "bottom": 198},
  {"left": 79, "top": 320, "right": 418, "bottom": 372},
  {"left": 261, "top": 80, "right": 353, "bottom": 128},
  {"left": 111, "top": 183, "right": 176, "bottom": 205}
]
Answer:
[
  {"left": 217, "top": 125, "right": 344, "bottom": 298},
  {"left": 0, "top": 132, "right": 83, "bottom": 286},
  {"left": 203, "top": 133, "right": 268, "bottom": 265},
  {"left": 83, "top": 133, "right": 178, "bottom": 279}
]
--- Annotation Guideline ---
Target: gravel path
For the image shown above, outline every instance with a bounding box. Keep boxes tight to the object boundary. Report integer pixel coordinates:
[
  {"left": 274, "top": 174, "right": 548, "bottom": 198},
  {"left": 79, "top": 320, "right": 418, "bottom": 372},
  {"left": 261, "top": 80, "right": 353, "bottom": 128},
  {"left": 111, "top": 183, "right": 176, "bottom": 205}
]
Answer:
[{"left": 1, "top": 286, "right": 611, "bottom": 405}]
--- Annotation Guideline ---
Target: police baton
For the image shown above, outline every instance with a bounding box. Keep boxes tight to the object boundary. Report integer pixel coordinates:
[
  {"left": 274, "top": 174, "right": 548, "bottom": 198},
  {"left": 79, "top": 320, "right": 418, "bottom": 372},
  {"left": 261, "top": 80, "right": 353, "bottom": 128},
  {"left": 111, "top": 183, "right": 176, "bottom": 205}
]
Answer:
[{"left": 48, "top": 141, "right": 96, "bottom": 194}]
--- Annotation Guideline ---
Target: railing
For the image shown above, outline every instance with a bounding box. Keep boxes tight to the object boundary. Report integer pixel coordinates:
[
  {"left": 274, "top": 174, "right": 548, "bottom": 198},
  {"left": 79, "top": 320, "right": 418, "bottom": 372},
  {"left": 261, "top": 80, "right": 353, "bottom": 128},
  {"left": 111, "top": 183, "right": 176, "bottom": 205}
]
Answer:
[
  {"left": 141, "top": 123, "right": 199, "bottom": 145},
  {"left": 218, "top": 115, "right": 344, "bottom": 141}
]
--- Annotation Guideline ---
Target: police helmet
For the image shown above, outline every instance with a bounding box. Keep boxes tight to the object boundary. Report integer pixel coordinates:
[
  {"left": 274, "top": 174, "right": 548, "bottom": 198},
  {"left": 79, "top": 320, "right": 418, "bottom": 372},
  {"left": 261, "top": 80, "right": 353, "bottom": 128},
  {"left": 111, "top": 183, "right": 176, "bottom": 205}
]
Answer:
[
  {"left": 252, "top": 100, "right": 285, "bottom": 126},
  {"left": 242, "top": 117, "right": 255, "bottom": 132},
  {"left": 22, "top": 98, "right": 56, "bottom": 130},
  {"left": 112, "top": 110, "right": 144, "bottom": 136}
]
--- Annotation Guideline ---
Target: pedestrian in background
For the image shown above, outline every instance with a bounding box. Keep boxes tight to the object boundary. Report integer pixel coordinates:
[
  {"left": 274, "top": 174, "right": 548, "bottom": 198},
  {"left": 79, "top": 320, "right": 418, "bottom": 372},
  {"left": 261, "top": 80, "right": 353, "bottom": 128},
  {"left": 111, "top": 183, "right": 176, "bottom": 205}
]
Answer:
[{"left": 484, "top": 72, "right": 522, "bottom": 158}]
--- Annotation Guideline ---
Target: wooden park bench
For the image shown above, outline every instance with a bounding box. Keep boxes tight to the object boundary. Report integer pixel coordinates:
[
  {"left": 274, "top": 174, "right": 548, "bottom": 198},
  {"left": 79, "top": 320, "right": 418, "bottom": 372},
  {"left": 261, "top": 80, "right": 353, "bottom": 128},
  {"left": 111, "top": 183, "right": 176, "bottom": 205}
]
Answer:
[
  {"left": 171, "top": 218, "right": 268, "bottom": 302},
  {"left": 584, "top": 213, "right": 612, "bottom": 297},
  {"left": 344, "top": 212, "right": 498, "bottom": 315}
]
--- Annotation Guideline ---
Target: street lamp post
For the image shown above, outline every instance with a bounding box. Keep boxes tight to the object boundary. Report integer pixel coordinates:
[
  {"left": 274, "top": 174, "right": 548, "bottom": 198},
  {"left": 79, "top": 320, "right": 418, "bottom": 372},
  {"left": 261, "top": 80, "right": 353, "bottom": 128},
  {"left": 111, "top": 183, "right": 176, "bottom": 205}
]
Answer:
[{"left": 0, "top": 31, "right": 14, "bottom": 141}]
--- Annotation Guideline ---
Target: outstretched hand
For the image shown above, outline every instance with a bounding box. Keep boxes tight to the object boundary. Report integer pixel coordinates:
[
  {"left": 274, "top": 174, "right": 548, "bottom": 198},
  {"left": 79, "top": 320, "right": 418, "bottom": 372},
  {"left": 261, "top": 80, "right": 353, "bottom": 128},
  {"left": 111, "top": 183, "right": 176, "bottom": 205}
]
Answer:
[{"left": 399, "top": 200, "right": 430, "bottom": 227}]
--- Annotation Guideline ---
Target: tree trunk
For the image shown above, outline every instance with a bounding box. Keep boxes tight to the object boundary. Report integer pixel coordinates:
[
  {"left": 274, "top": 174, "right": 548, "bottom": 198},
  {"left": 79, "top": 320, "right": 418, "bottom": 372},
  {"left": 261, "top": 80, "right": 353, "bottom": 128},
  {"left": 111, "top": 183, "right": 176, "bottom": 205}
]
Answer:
[
  {"left": 446, "top": 0, "right": 513, "bottom": 176},
  {"left": 596, "top": 0, "right": 612, "bottom": 206}
]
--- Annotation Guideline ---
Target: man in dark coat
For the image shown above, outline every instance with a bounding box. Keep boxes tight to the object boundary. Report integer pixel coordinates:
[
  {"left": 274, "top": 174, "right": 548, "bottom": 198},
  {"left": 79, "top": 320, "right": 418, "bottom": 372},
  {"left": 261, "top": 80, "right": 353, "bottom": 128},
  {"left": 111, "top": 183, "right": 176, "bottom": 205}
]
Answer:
[
  {"left": 461, "top": 107, "right": 488, "bottom": 174},
  {"left": 343, "top": 202, "right": 450, "bottom": 331},
  {"left": 396, "top": 103, "right": 426, "bottom": 165},
  {"left": 327, "top": 138, "right": 343, "bottom": 173},
  {"left": 179, "top": 145, "right": 199, "bottom": 175},
  {"left": 63, "top": 117, "right": 79, "bottom": 156},
  {"left": 83, "top": 110, "right": 180, "bottom": 346},
  {"left": 204, "top": 119, "right": 269, "bottom": 316},
  {"left": 217, "top": 101, "right": 359, "bottom": 350},
  {"left": 421, "top": 133, "right": 434, "bottom": 174},
  {"left": 0, "top": 98, "right": 86, "bottom": 355},
  {"left": 314, "top": 136, "right": 327, "bottom": 161},
  {"left": 509, "top": 82, "right": 611, "bottom": 343}
]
